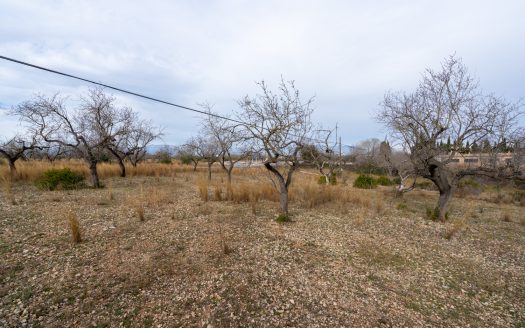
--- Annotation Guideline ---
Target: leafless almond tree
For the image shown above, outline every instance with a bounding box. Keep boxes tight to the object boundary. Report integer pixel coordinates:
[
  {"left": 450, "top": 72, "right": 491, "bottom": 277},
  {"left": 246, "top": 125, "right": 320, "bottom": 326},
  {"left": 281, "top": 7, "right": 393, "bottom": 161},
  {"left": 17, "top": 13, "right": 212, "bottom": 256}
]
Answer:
[
  {"left": 0, "top": 134, "right": 40, "bottom": 177},
  {"left": 237, "top": 78, "right": 314, "bottom": 216},
  {"left": 14, "top": 89, "right": 132, "bottom": 188},
  {"left": 304, "top": 128, "right": 340, "bottom": 185},
  {"left": 377, "top": 55, "right": 523, "bottom": 220},
  {"left": 200, "top": 104, "right": 251, "bottom": 195},
  {"left": 106, "top": 115, "right": 161, "bottom": 177}
]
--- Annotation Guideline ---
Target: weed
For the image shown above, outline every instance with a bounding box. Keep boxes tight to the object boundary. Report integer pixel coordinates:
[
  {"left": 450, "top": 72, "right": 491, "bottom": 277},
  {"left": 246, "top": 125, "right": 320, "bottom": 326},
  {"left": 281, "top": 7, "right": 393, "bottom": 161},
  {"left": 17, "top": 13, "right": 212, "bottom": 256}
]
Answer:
[
  {"left": 36, "top": 168, "right": 85, "bottom": 190},
  {"left": 214, "top": 184, "right": 223, "bottom": 201},
  {"left": 197, "top": 178, "right": 209, "bottom": 202},
  {"left": 443, "top": 220, "right": 466, "bottom": 240},
  {"left": 353, "top": 174, "right": 377, "bottom": 189},
  {"left": 501, "top": 212, "right": 512, "bottom": 222},
  {"left": 68, "top": 212, "right": 82, "bottom": 243},
  {"left": 276, "top": 213, "right": 290, "bottom": 223},
  {"left": 397, "top": 202, "right": 408, "bottom": 210},
  {"left": 376, "top": 176, "right": 395, "bottom": 186},
  {"left": 135, "top": 204, "right": 145, "bottom": 221},
  {"left": 108, "top": 181, "right": 114, "bottom": 201},
  {"left": 1, "top": 176, "right": 16, "bottom": 205}
]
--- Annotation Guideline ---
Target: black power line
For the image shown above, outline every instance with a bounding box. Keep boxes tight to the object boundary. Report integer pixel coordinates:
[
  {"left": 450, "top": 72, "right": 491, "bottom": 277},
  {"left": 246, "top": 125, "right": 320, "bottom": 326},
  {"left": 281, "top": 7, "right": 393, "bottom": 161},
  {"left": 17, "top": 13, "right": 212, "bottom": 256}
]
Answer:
[
  {"left": 0, "top": 55, "right": 244, "bottom": 125},
  {"left": 0, "top": 55, "right": 350, "bottom": 147}
]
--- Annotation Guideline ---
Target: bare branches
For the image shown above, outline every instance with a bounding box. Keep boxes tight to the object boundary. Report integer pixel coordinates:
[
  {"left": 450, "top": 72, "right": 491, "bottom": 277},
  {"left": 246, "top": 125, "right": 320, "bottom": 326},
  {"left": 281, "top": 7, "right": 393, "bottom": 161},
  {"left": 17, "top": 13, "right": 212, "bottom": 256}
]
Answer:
[
  {"left": 237, "top": 78, "right": 314, "bottom": 215},
  {"left": 377, "top": 55, "right": 523, "bottom": 220}
]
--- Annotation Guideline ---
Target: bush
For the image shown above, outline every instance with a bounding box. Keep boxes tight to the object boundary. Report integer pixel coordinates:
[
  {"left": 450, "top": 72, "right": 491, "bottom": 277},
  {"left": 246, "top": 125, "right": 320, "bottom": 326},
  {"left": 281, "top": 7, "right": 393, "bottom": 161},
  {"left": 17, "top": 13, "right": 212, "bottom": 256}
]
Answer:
[
  {"left": 318, "top": 173, "right": 337, "bottom": 185},
  {"left": 376, "top": 176, "right": 395, "bottom": 186},
  {"left": 36, "top": 168, "right": 85, "bottom": 190},
  {"left": 353, "top": 174, "right": 377, "bottom": 189},
  {"left": 276, "top": 213, "right": 290, "bottom": 223}
]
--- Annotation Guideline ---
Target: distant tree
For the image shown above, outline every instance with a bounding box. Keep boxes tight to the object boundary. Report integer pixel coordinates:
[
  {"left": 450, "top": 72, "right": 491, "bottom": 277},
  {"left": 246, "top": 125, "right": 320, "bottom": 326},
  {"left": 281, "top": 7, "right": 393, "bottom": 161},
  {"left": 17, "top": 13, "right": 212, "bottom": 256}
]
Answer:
[
  {"left": 184, "top": 135, "right": 219, "bottom": 181},
  {"left": 14, "top": 89, "right": 132, "bottom": 188},
  {"left": 176, "top": 141, "right": 201, "bottom": 171},
  {"left": 0, "top": 134, "right": 40, "bottom": 177},
  {"left": 237, "top": 78, "right": 314, "bottom": 216},
  {"left": 200, "top": 104, "right": 250, "bottom": 192},
  {"left": 305, "top": 128, "right": 340, "bottom": 185},
  {"left": 106, "top": 115, "right": 161, "bottom": 176},
  {"left": 377, "top": 55, "right": 523, "bottom": 220}
]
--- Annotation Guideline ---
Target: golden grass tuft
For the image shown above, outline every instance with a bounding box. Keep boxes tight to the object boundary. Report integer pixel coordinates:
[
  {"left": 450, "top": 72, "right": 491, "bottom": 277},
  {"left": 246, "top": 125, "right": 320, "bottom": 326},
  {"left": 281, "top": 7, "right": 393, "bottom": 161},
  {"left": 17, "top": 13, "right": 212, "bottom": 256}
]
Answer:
[
  {"left": 1, "top": 176, "right": 17, "bottom": 205},
  {"left": 443, "top": 219, "right": 466, "bottom": 240},
  {"left": 68, "top": 211, "right": 82, "bottom": 243},
  {"left": 501, "top": 211, "right": 512, "bottom": 222},
  {"left": 197, "top": 178, "right": 209, "bottom": 202},
  {"left": 135, "top": 204, "right": 145, "bottom": 221}
]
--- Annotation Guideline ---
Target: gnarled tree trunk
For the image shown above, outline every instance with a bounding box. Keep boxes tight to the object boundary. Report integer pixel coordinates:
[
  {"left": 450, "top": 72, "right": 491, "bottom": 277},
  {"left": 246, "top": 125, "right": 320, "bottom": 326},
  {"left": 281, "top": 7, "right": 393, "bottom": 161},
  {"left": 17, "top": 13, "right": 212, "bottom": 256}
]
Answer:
[
  {"left": 8, "top": 159, "right": 17, "bottom": 178},
  {"left": 428, "top": 162, "right": 453, "bottom": 221},
  {"left": 88, "top": 160, "right": 101, "bottom": 188}
]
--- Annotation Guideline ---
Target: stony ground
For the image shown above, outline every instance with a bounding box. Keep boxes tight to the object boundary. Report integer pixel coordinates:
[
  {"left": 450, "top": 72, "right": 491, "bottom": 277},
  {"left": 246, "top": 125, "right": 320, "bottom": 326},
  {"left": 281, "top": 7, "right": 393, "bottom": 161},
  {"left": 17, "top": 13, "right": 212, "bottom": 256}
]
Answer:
[{"left": 1, "top": 173, "right": 524, "bottom": 327}]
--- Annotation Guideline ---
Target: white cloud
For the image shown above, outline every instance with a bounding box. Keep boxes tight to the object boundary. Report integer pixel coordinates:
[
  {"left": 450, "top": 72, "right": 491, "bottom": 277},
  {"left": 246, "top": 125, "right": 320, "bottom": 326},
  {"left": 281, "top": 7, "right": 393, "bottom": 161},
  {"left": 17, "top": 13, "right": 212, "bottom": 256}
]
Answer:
[{"left": 0, "top": 0, "right": 523, "bottom": 145}]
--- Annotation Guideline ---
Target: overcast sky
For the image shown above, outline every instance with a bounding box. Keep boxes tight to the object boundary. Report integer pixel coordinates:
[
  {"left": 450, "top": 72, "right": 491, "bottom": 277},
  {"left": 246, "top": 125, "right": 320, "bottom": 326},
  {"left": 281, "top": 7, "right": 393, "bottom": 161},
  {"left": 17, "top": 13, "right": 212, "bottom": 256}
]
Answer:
[{"left": 1, "top": 0, "right": 524, "bottom": 147}]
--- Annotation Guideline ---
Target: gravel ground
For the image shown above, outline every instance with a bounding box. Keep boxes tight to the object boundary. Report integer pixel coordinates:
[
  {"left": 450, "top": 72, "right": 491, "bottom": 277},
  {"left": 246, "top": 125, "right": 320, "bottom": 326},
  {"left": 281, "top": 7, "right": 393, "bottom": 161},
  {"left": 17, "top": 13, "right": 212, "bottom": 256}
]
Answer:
[{"left": 1, "top": 174, "right": 524, "bottom": 327}]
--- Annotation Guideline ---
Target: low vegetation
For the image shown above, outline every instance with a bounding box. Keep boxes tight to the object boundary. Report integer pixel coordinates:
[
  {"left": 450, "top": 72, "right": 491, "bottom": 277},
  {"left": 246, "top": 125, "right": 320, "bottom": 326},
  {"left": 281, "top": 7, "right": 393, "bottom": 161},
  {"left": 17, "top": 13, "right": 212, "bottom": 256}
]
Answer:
[{"left": 0, "top": 161, "right": 524, "bottom": 327}]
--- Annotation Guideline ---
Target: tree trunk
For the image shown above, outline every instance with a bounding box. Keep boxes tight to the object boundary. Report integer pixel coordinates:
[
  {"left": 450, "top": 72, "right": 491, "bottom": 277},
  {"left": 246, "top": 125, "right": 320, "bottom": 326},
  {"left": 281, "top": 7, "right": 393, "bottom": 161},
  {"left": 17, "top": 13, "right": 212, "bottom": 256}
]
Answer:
[
  {"left": 279, "top": 180, "right": 289, "bottom": 215},
  {"left": 88, "top": 160, "right": 101, "bottom": 188},
  {"left": 429, "top": 162, "right": 453, "bottom": 221},
  {"left": 192, "top": 161, "right": 198, "bottom": 171},
  {"left": 8, "top": 159, "right": 16, "bottom": 178},
  {"left": 117, "top": 158, "right": 126, "bottom": 177},
  {"left": 207, "top": 162, "right": 212, "bottom": 181}
]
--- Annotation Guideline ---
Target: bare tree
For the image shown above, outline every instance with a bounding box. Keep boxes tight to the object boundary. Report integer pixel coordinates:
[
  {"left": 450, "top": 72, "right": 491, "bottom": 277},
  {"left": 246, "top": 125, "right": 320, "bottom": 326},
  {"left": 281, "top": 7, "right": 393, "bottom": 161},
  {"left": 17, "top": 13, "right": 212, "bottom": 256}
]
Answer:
[
  {"left": 184, "top": 135, "right": 219, "bottom": 181},
  {"left": 0, "top": 134, "right": 40, "bottom": 177},
  {"left": 304, "top": 128, "right": 340, "bottom": 184},
  {"left": 377, "top": 55, "right": 523, "bottom": 220},
  {"left": 106, "top": 115, "right": 161, "bottom": 177},
  {"left": 176, "top": 141, "right": 201, "bottom": 171},
  {"left": 14, "top": 89, "right": 131, "bottom": 188},
  {"left": 238, "top": 79, "right": 314, "bottom": 217},
  {"left": 351, "top": 138, "right": 383, "bottom": 174},
  {"left": 200, "top": 105, "right": 250, "bottom": 194}
]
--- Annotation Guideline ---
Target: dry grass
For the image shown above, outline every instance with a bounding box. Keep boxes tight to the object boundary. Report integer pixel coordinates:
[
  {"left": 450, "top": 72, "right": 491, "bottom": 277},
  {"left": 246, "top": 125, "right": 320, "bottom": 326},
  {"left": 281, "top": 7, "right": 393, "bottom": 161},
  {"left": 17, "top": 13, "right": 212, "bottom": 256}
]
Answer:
[
  {"left": 197, "top": 177, "right": 209, "bottom": 202},
  {"left": 135, "top": 204, "right": 145, "bottom": 221},
  {"left": 1, "top": 172, "right": 525, "bottom": 327},
  {"left": 443, "top": 219, "right": 466, "bottom": 240},
  {"left": 1, "top": 176, "right": 16, "bottom": 205},
  {"left": 68, "top": 211, "right": 82, "bottom": 243}
]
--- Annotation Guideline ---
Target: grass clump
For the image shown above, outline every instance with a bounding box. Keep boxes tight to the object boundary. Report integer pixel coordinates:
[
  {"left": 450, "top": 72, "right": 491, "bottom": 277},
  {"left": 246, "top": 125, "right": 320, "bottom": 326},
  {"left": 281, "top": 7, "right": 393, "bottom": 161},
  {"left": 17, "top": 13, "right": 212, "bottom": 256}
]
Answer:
[
  {"left": 318, "top": 173, "right": 337, "bottom": 185},
  {"left": 68, "top": 212, "right": 82, "bottom": 243},
  {"left": 276, "top": 213, "right": 290, "bottom": 223},
  {"left": 36, "top": 168, "right": 85, "bottom": 191},
  {"left": 353, "top": 174, "right": 377, "bottom": 189},
  {"left": 375, "top": 176, "right": 395, "bottom": 186}
]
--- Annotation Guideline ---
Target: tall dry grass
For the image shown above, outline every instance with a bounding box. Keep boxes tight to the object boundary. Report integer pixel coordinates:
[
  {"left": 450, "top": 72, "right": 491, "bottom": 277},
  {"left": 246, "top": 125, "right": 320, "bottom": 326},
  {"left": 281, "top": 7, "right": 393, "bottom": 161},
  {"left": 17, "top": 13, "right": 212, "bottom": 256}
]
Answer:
[
  {"left": 68, "top": 211, "right": 82, "bottom": 243},
  {"left": 1, "top": 176, "right": 16, "bottom": 205},
  {"left": 197, "top": 170, "right": 381, "bottom": 212},
  {"left": 0, "top": 159, "right": 208, "bottom": 183}
]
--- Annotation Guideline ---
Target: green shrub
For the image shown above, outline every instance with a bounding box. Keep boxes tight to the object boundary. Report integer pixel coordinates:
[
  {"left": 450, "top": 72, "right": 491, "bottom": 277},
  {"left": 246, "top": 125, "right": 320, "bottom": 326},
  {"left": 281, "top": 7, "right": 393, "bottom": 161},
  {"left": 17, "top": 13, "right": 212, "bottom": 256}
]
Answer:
[
  {"left": 36, "top": 168, "right": 85, "bottom": 191},
  {"left": 318, "top": 173, "right": 337, "bottom": 185},
  {"left": 375, "top": 176, "right": 395, "bottom": 186},
  {"left": 353, "top": 174, "right": 377, "bottom": 189},
  {"left": 275, "top": 213, "right": 290, "bottom": 223}
]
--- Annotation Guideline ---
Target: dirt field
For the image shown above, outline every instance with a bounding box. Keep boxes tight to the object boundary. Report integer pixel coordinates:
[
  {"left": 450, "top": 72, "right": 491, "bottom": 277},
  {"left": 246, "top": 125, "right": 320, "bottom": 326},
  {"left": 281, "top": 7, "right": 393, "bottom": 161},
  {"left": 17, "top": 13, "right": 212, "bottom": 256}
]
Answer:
[{"left": 1, "top": 168, "right": 524, "bottom": 327}]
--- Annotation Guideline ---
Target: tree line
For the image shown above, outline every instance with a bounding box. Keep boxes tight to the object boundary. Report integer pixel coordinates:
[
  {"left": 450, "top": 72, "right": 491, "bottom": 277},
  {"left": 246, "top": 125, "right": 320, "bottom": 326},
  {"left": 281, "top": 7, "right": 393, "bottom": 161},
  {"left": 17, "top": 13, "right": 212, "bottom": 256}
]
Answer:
[{"left": 1, "top": 55, "right": 524, "bottom": 221}]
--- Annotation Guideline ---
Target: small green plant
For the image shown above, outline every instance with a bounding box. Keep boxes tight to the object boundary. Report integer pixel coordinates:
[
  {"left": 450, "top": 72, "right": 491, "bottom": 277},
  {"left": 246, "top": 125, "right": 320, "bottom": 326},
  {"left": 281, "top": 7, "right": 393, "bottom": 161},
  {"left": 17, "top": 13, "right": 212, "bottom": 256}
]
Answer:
[
  {"left": 396, "top": 202, "right": 408, "bottom": 210},
  {"left": 375, "top": 176, "right": 395, "bottom": 186},
  {"left": 318, "top": 173, "right": 337, "bottom": 185},
  {"left": 353, "top": 174, "right": 377, "bottom": 189},
  {"left": 276, "top": 213, "right": 290, "bottom": 223},
  {"left": 426, "top": 207, "right": 448, "bottom": 220},
  {"left": 36, "top": 168, "right": 85, "bottom": 190}
]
